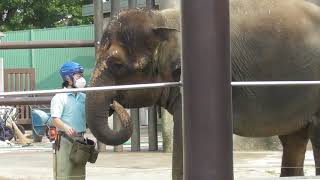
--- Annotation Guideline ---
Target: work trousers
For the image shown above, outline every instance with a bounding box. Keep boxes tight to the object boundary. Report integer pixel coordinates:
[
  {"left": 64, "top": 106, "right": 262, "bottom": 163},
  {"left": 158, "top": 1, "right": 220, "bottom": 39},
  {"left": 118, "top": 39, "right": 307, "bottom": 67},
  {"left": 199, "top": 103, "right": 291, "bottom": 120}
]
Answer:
[{"left": 53, "top": 135, "right": 86, "bottom": 180}]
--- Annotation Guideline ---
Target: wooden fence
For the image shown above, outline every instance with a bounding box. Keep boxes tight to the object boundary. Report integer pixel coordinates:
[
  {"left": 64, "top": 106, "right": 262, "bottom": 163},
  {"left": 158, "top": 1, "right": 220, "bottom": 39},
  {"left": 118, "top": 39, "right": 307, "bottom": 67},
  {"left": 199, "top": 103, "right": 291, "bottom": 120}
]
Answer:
[{"left": 4, "top": 68, "right": 35, "bottom": 125}]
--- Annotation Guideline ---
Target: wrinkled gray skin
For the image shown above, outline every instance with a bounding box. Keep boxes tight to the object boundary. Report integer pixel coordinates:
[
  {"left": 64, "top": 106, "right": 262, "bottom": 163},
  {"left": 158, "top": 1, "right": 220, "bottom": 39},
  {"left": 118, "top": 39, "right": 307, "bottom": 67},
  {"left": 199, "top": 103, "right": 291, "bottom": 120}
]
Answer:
[{"left": 86, "top": 0, "right": 320, "bottom": 179}]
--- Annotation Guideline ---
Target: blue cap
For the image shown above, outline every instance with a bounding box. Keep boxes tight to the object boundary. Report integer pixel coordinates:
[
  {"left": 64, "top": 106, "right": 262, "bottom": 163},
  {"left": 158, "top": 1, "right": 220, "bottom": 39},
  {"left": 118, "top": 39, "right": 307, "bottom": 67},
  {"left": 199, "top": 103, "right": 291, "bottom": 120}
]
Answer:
[{"left": 59, "top": 61, "right": 84, "bottom": 80}]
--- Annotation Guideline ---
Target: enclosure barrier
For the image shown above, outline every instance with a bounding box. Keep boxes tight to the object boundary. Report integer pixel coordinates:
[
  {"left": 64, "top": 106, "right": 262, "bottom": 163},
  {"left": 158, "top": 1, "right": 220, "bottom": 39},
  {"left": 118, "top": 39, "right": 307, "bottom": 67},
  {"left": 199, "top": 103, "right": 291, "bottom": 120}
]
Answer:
[
  {"left": 3, "top": 80, "right": 320, "bottom": 99},
  {"left": 2, "top": 80, "right": 320, "bottom": 105},
  {"left": 0, "top": 82, "right": 182, "bottom": 97},
  {"left": 0, "top": 40, "right": 94, "bottom": 49}
]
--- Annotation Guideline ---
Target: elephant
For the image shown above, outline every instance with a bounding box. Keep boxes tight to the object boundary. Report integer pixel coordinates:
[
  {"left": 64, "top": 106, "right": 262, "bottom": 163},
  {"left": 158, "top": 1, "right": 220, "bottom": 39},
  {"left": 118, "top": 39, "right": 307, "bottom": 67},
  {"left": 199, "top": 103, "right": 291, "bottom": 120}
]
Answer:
[{"left": 86, "top": 0, "right": 320, "bottom": 179}]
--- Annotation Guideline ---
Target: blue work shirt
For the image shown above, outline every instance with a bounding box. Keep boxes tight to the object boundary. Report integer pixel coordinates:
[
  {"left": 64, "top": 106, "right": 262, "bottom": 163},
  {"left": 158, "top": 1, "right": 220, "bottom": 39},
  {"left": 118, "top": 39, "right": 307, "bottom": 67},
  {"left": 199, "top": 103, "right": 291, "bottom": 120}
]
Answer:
[{"left": 50, "top": 92, "right": 86, "bottom": 133}]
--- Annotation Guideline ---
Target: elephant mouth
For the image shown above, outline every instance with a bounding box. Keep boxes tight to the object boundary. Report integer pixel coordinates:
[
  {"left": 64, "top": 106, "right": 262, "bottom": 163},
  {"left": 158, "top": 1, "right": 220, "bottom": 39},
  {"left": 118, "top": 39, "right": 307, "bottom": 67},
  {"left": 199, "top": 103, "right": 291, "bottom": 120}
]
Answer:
[{"left": 112, "top": 93, "right": 129, "bottom": 108}]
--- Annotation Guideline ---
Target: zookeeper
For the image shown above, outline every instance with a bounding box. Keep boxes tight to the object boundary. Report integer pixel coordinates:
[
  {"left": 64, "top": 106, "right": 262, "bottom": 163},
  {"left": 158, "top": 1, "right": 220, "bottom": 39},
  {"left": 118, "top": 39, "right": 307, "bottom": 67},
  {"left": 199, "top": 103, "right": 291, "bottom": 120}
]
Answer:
[{"left": 51, "top": 61, "right": 98, "bottom": 180}]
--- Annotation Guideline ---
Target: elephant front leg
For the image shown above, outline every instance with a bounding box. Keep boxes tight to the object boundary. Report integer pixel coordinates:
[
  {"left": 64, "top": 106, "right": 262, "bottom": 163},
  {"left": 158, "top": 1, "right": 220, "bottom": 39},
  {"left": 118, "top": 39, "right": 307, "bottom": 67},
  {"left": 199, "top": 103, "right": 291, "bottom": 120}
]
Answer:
[
  {"left": 279, "top": 127, "right": 309, "bottom": 177},
  {"left": 308, "top": 116, "right": 320, "bottom": 175},
  {"left": 172, "top": 108, "right": 183, "bottom": 180}
]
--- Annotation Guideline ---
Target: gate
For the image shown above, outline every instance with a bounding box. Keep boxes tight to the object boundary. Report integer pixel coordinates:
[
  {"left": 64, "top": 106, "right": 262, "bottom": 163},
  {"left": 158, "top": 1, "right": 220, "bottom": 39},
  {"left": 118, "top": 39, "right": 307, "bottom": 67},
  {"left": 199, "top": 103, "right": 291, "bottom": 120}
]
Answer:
[{"left": 4, "top": 68, "right": 35, "bottom": 125}]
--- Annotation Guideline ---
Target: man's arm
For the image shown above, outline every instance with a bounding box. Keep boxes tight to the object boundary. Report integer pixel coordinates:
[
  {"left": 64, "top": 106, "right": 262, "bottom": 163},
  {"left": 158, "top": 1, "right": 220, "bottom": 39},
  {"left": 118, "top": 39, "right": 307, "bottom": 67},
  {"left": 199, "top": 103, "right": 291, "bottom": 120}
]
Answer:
[{"left": 52, "top": 117, "right": 76, "bottom": 136}]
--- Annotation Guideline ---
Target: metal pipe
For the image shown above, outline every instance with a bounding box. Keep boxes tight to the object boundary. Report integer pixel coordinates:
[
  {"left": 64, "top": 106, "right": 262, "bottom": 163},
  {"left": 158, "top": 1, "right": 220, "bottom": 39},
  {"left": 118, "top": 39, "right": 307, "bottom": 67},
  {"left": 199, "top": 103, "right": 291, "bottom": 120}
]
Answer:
[
  {"left": 231, "top": 81, "right": 320, "bottom": 86},
  {"left": 0, "top": 96, "right": 52, "bottom": 106},
  {"left": 2, "top": 80, "right": 320, "bottom": 97},
  {"left": 0, "top": 82, "right": 182, "bottom": 96},
  {"left": 128, "top": 0, "right": 137, "bottom": 8},
  {"left": 182, "top": 0, "right": 233, "bottom": 179},
  {"left": 0, "top": 40, "right": 94, "bottom": 49}
]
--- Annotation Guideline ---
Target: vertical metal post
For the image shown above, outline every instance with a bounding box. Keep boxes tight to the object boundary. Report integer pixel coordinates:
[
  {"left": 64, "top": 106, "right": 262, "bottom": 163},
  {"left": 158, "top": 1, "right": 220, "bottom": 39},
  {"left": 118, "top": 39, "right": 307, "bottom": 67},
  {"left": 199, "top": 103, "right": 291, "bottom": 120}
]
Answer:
[
  {"left": 111, "top": 0, "right": 120, "bottom": 17},
  {"left": 148, "top": 105, "right": 158, "bottom": 151},
  {"left": 130, "top": 109, "right": 140, "bottom": 151},
  {"left": 128, "top": 0, "right": 140, "bottom": 152},
  {"left": 146, "top": 0, "right": 155, "bottom": 9},
  {"left": 94, "top": 0, "right": 107, "bottom": 152},
  {"left": 146, "top": 0, "right": 158, "bottom": 152},
  {"left": 94, "top": 0, "right": 104, "bottom": 43},
  {"left": 128, "top": 0, "right": 137, "bottom": 8},
  {"left": 182, "top": 0, "right": 233, "bottom": 180},
  {"left": 111, "top": 0, "right": 123, "bottom": 152}
]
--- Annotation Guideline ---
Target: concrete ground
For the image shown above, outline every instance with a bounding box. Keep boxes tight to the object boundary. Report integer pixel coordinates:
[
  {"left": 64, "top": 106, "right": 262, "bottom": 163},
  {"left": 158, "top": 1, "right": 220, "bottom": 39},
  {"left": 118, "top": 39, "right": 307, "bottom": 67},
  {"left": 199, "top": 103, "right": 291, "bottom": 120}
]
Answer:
[
  {"left": 0, "top": 145, "right": 318, "bottom": 180},
  {"left": 0, "top": 129, "right": 317, "bottom": 180}
]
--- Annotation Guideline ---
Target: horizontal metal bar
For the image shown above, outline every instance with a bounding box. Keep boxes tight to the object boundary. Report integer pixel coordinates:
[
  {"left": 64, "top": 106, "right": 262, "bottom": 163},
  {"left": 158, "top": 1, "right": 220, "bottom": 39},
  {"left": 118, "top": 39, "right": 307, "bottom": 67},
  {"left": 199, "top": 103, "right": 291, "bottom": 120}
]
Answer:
[
  {"left": 0, "top": 96, "right": 52, "bottom": 106},
  {"left": 231, "top": 81, "right": 320, "bottom": 86},
  {"left": 0, "top": 40, "right": 95, "bottom": 49},
  {"left": 1, "top": 81, "right": 319, "bottom": 98},
  {"left": 0, "top": 82, "right": 182, "bottom": 97}
]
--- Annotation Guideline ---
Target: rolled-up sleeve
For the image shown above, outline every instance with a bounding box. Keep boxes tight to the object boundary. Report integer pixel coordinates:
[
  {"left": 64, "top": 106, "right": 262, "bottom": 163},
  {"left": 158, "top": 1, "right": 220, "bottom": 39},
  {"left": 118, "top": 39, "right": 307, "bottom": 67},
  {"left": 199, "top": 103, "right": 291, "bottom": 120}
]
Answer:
[{"left": 51, "top": 95, "right": 63, "bottom": 118}]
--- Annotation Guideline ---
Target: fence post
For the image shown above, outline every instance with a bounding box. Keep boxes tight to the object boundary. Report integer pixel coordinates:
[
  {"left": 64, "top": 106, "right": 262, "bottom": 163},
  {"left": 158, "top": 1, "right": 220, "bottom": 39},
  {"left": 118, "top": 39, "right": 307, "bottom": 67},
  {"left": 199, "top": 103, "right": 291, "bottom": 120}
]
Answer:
[
  {"left": 146, "top": 0, "right": 155, "bottom": 9},
  {"left": 148, "top": 105, "right": 158, "bottom": 151},
  {"left": 182, "top": 0, "right": 233, "bottom": 179},
  {"left": 110, "top": 0, "right": 123, "bottom": 152},
  {"left": 94, "top": 0, "right": 107, "bottom": 152},
  {"left": 128, "top": 0, "right": 140, "bottom": 152},
  {"left": 128, "top": 0, "right": 137, "bottom": 8},
  {"left": 130, "top": 109, "right": 140, "bottom": 151}
]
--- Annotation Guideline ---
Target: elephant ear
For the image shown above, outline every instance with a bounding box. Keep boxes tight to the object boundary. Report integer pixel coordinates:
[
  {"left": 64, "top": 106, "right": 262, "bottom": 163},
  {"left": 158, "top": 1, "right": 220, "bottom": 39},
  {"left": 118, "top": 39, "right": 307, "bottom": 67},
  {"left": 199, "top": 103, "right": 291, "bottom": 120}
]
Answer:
[
  {"left": 152, "top": 8, "right": 181, "bottom": 40},
  {"left": 151, "top": 9, "right": 181, "bottom": 81},
  {"left": 152, "top": 28, "right": 181, "bottom": 82},
  {"left": 153, "top": 27, "right": 179, "bottom": 41}
]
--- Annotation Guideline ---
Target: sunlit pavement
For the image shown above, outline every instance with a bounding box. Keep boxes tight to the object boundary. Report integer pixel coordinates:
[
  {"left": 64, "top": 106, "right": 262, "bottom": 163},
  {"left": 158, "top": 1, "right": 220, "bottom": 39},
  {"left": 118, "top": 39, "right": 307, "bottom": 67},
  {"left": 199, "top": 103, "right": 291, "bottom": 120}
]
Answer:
[{"left": 0, "top": 146, "right": 317, "bottom": 180}]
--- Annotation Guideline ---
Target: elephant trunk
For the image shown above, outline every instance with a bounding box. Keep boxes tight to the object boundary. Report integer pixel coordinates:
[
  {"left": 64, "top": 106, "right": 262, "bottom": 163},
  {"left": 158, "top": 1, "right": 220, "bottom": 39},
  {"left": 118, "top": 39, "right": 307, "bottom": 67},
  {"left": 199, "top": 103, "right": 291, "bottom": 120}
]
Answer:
[{"left": 86, "top": 92, "right": 133, "bottom": 146}]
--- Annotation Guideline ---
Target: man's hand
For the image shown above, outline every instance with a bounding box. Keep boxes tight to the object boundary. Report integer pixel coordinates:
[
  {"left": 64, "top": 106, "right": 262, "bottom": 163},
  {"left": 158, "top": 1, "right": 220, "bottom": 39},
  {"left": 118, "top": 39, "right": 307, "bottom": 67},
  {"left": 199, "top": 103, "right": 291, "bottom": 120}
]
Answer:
[
  {"left": 63, "top": 124, "right": 77, "bottom": 136},
  {"left": 52, "top": 117, "right": 77, "bottom": 136}
]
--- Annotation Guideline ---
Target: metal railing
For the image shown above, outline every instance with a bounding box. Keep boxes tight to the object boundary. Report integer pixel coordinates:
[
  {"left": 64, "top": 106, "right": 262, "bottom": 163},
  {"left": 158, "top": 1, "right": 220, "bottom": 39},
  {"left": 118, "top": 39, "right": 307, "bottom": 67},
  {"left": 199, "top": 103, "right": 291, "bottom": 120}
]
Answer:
[
  {"left": 0, "top": 82, "right": 182, "bottom": 97},
  {"left": 2, "top": 80, "right": 320, "bottom": 98}
]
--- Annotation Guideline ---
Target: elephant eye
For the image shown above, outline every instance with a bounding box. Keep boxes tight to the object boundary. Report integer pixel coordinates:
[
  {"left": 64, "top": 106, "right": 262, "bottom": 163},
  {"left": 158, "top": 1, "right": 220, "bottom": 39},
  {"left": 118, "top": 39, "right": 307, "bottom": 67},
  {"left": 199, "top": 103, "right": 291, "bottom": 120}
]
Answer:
[{"left": 107, "top": 57, "right": 129, "bottom": 76}]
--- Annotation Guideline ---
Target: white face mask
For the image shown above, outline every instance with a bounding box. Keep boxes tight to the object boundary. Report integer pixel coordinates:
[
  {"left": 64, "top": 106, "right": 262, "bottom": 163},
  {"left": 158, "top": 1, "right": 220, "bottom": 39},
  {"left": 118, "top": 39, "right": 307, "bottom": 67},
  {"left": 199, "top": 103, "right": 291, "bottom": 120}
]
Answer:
[{"left": 74, "top": 77, "right": 86, "bottom": 88}]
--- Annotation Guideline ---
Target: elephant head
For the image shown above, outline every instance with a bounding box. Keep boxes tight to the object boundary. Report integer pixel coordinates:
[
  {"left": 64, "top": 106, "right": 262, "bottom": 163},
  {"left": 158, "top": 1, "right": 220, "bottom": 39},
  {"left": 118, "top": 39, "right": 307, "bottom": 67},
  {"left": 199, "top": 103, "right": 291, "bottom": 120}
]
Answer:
[{"left": 86, "top": 8, "right": 181, "bottom": 146}]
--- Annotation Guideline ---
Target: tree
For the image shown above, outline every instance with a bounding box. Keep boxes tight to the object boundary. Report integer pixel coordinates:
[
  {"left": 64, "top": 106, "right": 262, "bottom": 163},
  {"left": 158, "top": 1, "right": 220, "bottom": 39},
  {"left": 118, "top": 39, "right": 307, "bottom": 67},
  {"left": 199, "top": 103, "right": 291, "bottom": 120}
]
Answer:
[{"left": 0, "top": 0, "right": 93, "bottom": 31}]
